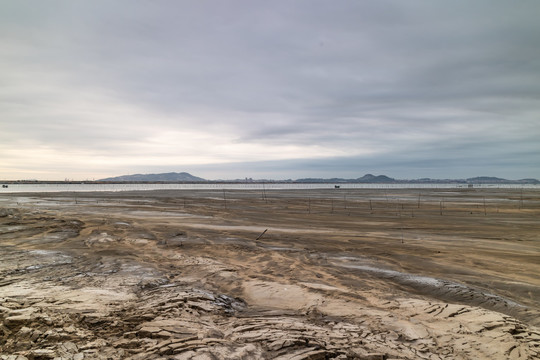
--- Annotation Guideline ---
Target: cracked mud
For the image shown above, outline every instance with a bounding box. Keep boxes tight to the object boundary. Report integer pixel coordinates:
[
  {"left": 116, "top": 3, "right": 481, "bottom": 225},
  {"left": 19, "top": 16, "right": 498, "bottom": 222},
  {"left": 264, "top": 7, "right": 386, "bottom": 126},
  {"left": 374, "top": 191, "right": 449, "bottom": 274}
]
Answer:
[{"left": 1, "top": 188, "right": 539, "bottom": 359}]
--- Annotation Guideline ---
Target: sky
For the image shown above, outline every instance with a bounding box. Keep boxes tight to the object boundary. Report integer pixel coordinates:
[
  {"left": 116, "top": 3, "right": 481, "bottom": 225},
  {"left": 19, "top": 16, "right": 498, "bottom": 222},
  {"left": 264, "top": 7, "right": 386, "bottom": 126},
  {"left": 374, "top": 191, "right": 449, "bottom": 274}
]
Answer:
[{"left": 1, "top": 1, "right": 539, "bottom": 181}]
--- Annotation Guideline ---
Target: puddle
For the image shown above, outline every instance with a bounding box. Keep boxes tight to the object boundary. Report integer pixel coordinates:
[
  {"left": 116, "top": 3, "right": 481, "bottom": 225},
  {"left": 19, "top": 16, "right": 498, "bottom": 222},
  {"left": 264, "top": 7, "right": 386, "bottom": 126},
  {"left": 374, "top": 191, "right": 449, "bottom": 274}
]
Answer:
[
  {"left": 0, "top": 225, "right": 26, "bottom": 234},
  {"left": 126, "top": 210, "right": 197, "bottom": 218},
  {"left": 28, "top": 249, "right": 73, "bottom": 264},
  {"left": 336, "top": 263, "right": 442, "bottom": 287},
  {"left": 332, "top": 257, "right": 525, "bottom": 317},
  {"left": 181, "top": 223, "right": 332, "bottom": 234},
  {"left": 262, "top": 246, "right": 303, "bottom": 252},
  {"left": 0, "top": 249, "right": 74, "bottom": 273}
]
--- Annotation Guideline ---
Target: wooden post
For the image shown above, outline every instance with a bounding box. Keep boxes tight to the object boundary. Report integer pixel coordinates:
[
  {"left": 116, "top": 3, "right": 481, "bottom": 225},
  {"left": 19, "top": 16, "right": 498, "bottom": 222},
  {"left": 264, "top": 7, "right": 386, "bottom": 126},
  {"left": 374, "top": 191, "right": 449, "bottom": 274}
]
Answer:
[{"left": 256, "top": 229, "right": 268, "bottom": 240}]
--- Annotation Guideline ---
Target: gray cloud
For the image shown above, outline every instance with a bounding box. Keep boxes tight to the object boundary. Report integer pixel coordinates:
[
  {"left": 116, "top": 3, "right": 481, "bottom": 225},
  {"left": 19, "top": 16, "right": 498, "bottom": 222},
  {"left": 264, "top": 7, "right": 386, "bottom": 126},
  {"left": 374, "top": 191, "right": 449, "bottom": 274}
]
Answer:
[{"left": 1, "top": 1, "right": 539, "bottom": 180}]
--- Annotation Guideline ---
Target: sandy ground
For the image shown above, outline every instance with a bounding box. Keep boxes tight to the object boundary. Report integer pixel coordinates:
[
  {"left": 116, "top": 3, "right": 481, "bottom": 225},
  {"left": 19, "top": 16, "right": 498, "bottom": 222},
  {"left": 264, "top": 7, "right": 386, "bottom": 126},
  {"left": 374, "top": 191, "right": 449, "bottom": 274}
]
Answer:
[{"left": 1, "top": 187, "right": 539, "bottom": 359}]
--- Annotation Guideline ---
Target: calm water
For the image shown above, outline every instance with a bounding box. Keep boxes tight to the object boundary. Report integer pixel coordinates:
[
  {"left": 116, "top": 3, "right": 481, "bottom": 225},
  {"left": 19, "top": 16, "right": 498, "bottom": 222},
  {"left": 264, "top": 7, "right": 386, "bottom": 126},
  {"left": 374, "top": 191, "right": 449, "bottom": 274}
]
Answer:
[{"left": 1, "top": 183, "right": 538, "bottom": 193}]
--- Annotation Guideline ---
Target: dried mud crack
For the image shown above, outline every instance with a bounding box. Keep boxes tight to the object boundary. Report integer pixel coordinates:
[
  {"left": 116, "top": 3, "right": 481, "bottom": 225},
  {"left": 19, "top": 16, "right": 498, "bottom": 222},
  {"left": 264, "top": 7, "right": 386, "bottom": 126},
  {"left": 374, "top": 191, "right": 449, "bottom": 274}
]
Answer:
[{"left": 1, "top": 188, "right": 540, "bottom": 359}]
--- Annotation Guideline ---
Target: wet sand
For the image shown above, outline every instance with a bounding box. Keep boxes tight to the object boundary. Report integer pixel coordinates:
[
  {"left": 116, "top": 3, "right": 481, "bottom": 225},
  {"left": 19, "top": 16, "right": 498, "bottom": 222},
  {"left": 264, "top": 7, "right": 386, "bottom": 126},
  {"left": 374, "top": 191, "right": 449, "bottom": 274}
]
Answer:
[{"left": 1, "top": 188, "right": 539, "bottom": 359}]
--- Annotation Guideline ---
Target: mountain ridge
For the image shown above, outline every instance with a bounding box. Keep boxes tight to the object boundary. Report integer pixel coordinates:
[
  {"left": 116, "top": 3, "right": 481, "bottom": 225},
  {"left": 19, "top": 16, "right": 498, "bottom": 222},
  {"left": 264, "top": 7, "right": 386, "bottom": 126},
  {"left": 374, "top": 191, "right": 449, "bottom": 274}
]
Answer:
[
  {"left": 97, "top": 172, "right": 539, "bottom": 184},
  {"left": 99, "top": 172, "right": 205, "bottom": 182}
]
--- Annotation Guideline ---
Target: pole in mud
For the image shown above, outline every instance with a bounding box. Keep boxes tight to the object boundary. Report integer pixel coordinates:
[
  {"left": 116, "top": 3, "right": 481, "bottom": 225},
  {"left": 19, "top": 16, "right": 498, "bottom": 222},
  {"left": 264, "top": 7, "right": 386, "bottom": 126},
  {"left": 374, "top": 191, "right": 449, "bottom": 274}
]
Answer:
[{"left": 256, "top": 229, "right": 268, "bottom": 240}]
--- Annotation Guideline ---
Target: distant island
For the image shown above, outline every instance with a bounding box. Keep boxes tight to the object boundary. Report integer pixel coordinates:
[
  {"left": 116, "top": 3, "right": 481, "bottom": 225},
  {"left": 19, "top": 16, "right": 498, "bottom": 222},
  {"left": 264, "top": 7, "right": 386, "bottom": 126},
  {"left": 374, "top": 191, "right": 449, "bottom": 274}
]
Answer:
[
  {"left": 99, "top": 172, "right": 205, "bottom": 182},
  {"left": 93, "top": 172, "right": 539, "bottom": 185},
  {"left": 295, "top": 174, "right": 540, "bottom": 185},
  {"left": 2, "top": 173, "right": 538, "bottom": 185}
]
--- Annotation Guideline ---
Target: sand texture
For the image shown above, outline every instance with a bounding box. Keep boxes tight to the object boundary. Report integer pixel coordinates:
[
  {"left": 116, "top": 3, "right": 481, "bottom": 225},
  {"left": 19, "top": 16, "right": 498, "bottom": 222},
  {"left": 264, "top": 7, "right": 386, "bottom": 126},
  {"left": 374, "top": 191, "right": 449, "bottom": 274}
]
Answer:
[{"left": 1, "top": 188, "right": 539, "bottom": 359}]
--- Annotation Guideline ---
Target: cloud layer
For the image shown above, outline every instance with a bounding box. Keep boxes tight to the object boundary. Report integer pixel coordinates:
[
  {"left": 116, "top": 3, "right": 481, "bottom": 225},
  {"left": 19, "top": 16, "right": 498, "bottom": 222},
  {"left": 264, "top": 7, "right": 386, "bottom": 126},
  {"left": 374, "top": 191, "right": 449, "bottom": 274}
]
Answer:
[{"left": 1, "top": 1, "right": 539, "bottom": 180}]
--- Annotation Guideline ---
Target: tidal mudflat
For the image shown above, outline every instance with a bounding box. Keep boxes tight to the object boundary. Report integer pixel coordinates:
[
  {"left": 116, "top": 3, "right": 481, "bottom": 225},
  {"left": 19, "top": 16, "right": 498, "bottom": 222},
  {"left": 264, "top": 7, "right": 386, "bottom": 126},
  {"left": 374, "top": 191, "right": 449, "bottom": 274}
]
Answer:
[{"left": 1, "top": 188, "right": 539, "bottom": 359}]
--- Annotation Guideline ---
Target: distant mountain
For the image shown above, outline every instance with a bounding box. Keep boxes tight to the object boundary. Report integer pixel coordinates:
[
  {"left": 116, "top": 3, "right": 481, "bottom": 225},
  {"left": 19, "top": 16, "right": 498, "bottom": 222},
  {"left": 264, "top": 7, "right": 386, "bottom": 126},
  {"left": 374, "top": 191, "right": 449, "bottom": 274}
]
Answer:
[
  {"left": 295, "top": 177, "right": 350, "bottom": 183},
  {"left": 466, "top": 176, "right": 540, "bottom": 184},
  {"left": 356, "top": 174, "right": 395, "bottom": 183},
  {"left": 295, "top": 174, "right": 395, "bottom": 183},
  {"left": 95, "top": 172, "right": 538, "bottom": 184},
  {"left": 100, "top": 172, "right": 205, "bottom": 182},
  {"left": 466, "top": 176, "right": 506, "bottom": 183},
  {"left": 293, "top": 174, "right": 538, "bottom": 184},
  {"left": 519, "top": 178, "right": 540, "bottom": 184}
]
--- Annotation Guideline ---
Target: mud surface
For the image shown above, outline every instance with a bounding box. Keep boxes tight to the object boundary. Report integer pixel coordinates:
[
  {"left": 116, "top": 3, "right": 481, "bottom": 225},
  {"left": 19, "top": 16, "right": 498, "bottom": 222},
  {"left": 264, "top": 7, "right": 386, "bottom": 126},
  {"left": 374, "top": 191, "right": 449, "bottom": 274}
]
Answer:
[{"left": 1, "top": 188, "right": 540, "bottom": 359}]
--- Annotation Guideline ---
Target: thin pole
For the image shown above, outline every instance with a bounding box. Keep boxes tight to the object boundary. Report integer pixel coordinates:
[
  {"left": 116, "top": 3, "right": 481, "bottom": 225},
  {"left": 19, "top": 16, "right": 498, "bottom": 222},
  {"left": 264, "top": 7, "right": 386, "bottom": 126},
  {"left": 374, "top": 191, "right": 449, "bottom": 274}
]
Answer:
[{"left": 256, "top": 229, "right": 268, "bottom": 240}]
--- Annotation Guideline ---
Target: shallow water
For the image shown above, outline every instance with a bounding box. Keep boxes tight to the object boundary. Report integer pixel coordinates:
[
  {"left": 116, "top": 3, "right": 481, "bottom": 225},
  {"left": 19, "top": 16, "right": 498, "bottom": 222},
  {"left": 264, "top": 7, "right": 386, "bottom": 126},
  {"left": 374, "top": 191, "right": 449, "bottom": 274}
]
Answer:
[
  {"left": 3, "top": 182, "right": 538, "bottom": 193},
  {"left": 332, "top": 258, "right": 526, "bottom": 317}
]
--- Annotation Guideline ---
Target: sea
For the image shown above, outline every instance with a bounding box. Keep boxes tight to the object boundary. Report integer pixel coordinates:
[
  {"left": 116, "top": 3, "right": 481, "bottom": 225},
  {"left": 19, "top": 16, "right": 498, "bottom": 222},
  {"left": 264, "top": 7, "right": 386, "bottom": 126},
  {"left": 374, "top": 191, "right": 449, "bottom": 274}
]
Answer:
[{"left": 1, "top": 182, "right": 538, "bottom": 193}]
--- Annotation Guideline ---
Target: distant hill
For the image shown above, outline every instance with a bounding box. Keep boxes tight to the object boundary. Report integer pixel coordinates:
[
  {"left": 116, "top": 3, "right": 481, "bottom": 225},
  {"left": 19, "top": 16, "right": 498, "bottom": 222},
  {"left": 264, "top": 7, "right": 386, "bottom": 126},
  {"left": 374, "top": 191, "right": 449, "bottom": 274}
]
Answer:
[
  {"left": 94, "top": 172, "right": 539, "bottom": 184},
  {"left": 293, "top": 174, "right": 538, "bottom": 184},
  {"left": 296, "top": 174, "right": 395, "bottom": 183},
  {"left": 466, "top": 176, "right": 506, "bottom": 183},
  {"left": 99, "top": 172, "right": 205, "bottom": 182},
  {"left": 466, "top": 176, "right": 540, "bottom": 184},
  {"left": 356, "top": 174, "right": 395, "bottom": 183}
]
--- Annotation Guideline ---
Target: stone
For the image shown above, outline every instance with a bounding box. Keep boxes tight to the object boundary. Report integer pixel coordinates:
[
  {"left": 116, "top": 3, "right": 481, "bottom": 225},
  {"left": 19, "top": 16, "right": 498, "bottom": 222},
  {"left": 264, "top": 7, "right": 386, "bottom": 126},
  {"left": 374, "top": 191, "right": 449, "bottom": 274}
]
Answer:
[
  {"left": 362, "top": 354, "right": 387, "bottom": 360},
  {"left": 113, "top": 338, "right": 143, "bottom": 349},
  {"left": 63, "top": 325, "right": 76, "bottom": 333},
  {"left": 30, "top": 329, "right": 43, "bottom": 342},
  {"left": 186, "top": 301, "right": 215, "bottom": 312},
  {"left": 0, "top": 305, "right": 12, "bottom": 315},
  {"left": 5, "top": 315, "right": 33, "bottom": 329},
  {"left": 59, "top": 341, "right": 78, "bottom": 354},
  {"left": 138, "top": 326, "right": 161, "bottom": 337},
  {"left": 155, "top": 330, "right": 173, "bottom": 339},
  {"left": 78, "top": 339, "right": 107, "bottom": 350},
  {"left": 202, "top": 328, "right": 223, "bottom": 339},
  {"left": 17, "top": 326, "right": 33, "bottom": 339},
  {"left": 29, "top": 349, "right": 56, "bottom": 359}
]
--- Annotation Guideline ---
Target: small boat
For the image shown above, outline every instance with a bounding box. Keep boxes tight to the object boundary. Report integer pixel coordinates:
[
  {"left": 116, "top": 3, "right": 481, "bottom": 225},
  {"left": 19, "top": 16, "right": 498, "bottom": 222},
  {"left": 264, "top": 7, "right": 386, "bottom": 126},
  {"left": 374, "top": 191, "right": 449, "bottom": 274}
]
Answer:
[
  {"left": 2, "top": 185, "right": 8, "bottom": 188},
  {"left": 334, "top": 185, "right": 340, "bottom": 189}
]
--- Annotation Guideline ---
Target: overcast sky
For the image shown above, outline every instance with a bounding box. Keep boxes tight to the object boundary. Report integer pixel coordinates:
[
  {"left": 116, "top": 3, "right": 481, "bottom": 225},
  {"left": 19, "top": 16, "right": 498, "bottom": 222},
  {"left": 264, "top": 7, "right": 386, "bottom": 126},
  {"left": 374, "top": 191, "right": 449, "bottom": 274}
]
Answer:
[{"left": 1, "top": 1, "right": 539, "bottom": 180}]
